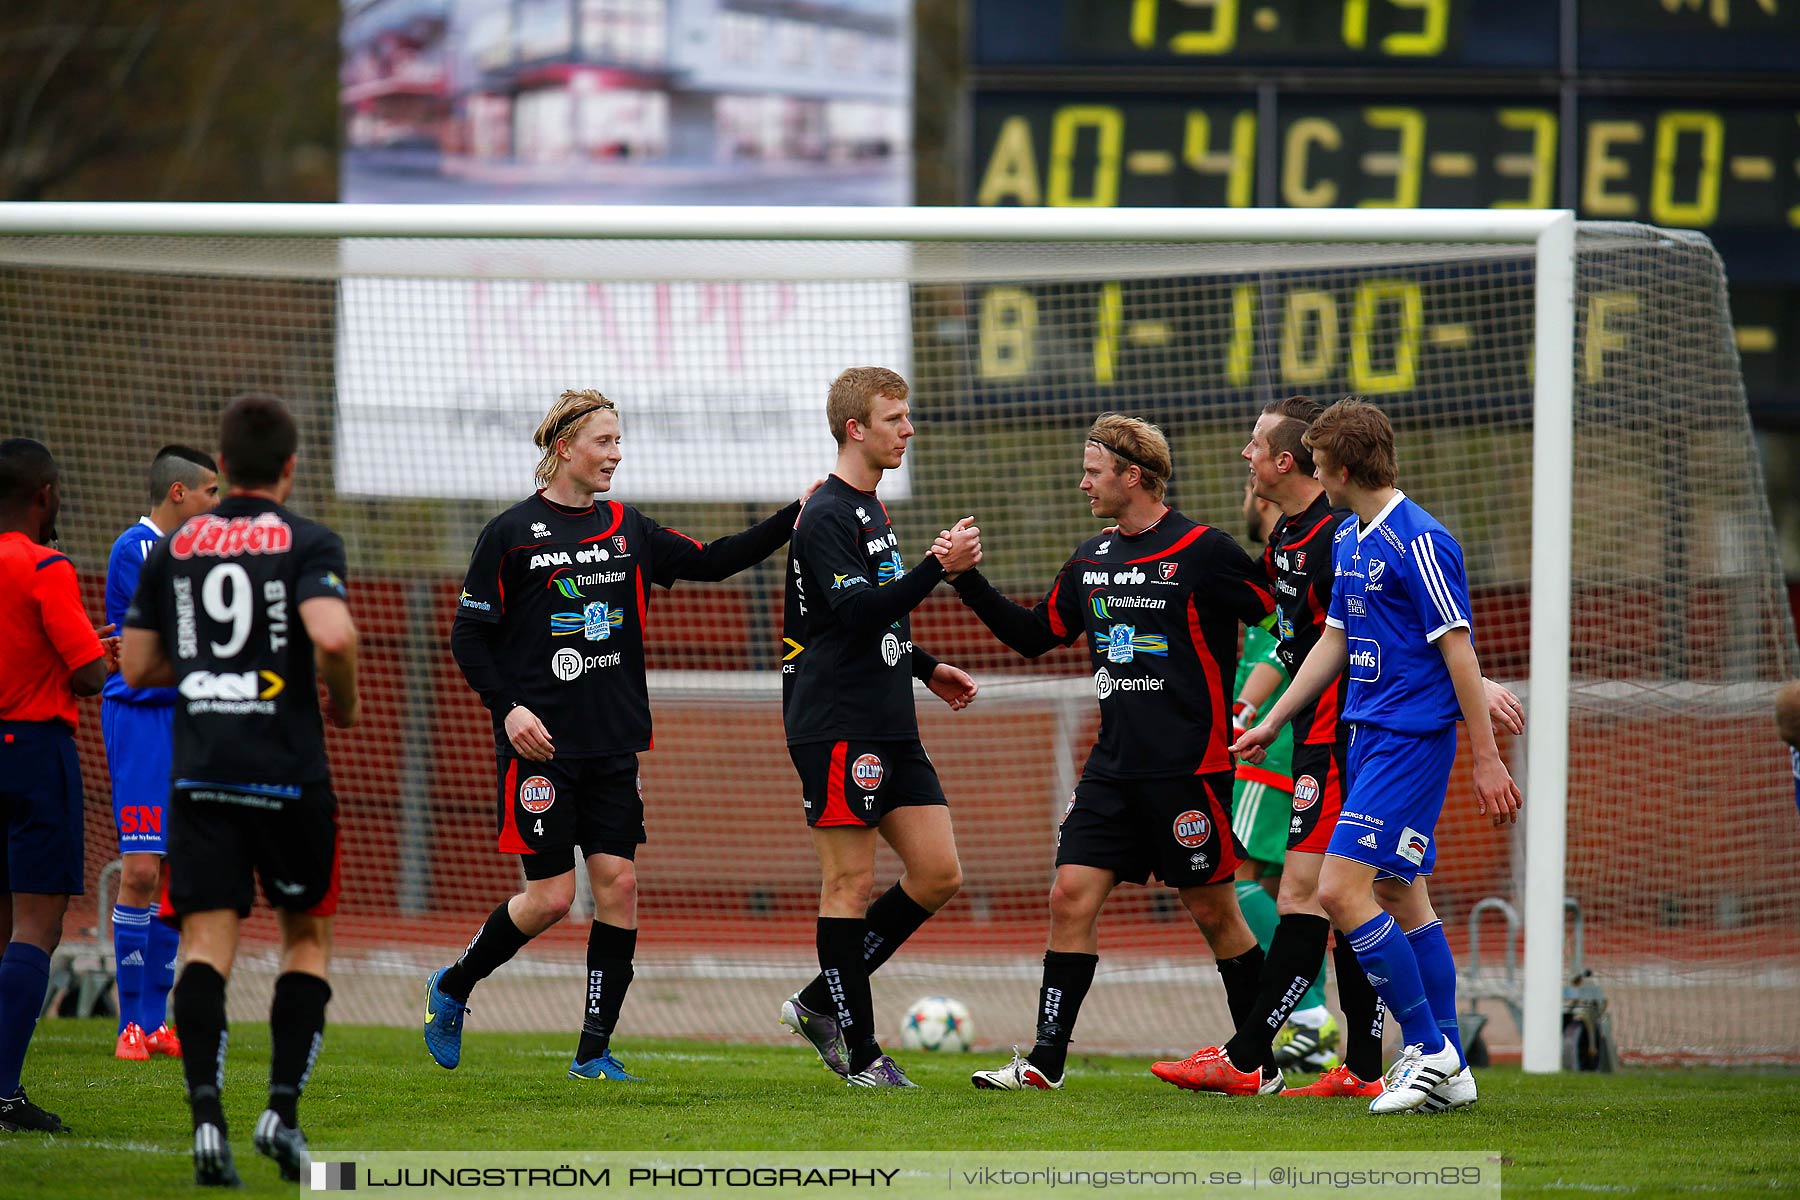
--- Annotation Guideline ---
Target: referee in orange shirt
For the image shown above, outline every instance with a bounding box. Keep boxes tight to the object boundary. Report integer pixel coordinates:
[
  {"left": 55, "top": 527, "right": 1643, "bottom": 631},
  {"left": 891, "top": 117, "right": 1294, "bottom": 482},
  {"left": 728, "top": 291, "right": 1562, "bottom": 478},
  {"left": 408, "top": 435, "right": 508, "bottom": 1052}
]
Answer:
[{"left": 0, "top": 438, "right": 117, "bottom": 1133}]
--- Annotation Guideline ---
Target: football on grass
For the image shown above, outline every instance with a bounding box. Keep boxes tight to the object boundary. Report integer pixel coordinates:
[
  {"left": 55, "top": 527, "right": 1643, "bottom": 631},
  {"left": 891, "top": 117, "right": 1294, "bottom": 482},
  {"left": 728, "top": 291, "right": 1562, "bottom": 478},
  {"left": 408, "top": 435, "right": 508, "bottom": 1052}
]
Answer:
[{"left": 900, "top": 995, "right": 973, "bottom": 1052}]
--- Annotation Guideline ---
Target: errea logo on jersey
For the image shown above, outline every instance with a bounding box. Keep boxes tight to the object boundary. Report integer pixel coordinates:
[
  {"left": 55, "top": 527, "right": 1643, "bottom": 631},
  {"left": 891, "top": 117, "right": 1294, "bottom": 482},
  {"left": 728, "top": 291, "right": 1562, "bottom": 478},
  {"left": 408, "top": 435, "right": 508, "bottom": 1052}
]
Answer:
[{"left": 531, "top": 522, "right": 551, "bottom": 539}]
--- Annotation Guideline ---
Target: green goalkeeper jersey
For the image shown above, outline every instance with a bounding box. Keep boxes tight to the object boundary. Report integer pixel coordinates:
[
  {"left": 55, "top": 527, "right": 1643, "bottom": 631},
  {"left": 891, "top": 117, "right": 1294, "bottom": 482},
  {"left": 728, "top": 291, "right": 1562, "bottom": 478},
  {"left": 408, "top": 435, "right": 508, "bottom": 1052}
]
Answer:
[{"left": 1234, "top": 624, "right": 1294, "bottom": 785}]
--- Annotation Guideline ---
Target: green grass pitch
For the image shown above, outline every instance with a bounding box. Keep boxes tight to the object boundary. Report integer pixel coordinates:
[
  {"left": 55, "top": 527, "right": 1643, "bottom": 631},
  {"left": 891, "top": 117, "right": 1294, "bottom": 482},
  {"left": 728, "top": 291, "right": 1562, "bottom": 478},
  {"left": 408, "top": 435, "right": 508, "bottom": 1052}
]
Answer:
[{"left": 4, "top": 1020, "right": 1795, "bottom": 1198}]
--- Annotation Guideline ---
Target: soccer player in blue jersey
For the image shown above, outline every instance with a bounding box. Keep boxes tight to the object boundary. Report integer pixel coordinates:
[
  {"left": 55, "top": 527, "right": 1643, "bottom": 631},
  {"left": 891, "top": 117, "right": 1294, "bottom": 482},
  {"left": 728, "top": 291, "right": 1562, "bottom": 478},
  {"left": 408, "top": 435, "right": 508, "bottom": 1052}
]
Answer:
[
  {"left": 103, "top": 445, "right": 219, "bottom": 1062},
  {"left": 1233, "top": 398, "right": 1521, "bottom": 1114}
]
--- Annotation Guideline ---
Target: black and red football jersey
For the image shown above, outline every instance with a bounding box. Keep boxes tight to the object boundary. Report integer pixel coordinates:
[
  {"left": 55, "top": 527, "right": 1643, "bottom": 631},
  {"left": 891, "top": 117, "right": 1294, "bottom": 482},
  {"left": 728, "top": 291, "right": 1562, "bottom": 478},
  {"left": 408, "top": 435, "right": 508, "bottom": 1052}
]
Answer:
[
  {"left": 455, "top": 491, "right": 796, "bottom": 757},
  {"left": 1264, "top": 490, "right": 1354, "bottom": 746},
  {"left": 953, "top": 509, "right": 1273, "bottom": 780},
  {"left": 127, "top": 496, "right": 347, "bottom": 786},
  {"left": 782, "top": 474, "right": 944, "bottom": 746}
]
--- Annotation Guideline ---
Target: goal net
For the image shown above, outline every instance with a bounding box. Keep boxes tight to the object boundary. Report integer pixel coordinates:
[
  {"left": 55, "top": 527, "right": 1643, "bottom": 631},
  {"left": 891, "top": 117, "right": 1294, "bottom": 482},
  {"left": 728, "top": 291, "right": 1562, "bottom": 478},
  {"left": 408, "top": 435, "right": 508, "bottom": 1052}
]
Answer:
[{"left": 2, "top": 208, "right": 1793, "bottom": 1065}]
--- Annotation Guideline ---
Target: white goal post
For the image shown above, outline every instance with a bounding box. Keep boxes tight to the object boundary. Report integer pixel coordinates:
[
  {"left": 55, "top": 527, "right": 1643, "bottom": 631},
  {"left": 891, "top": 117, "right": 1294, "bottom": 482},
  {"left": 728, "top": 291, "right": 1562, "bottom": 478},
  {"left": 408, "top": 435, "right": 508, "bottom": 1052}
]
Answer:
[{"left": 4, "top": 203, "right": 1790, "bottom": 1072}]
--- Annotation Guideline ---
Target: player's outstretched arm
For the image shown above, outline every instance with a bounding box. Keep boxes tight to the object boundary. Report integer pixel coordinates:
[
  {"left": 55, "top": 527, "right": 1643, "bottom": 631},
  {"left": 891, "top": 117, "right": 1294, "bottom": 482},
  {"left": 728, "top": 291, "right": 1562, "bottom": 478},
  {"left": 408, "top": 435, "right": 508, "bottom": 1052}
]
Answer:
[
  {"left": 1438, "top": 626, "right": 1522, "bottom": 827},
  {"left": 947, "top": 561, "right": 1078, "bottom": 660},
  {"left": 1233, "top": 624, "right": 1348, "bottom": 763},
  {"left": 654, "top": 499, "right": 804, "bottom": 585},
  {"left": 301, "top": 596, "right": 359, "bottom": 729}
]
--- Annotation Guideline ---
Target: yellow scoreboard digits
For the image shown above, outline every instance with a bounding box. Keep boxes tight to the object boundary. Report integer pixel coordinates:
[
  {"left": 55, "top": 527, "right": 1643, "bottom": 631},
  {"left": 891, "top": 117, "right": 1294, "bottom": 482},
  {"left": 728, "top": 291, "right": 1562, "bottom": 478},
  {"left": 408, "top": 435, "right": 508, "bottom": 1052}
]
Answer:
[
  {"left": 1183, "top": 111, "right": 1256, "bottom": 207},
  {"left": 979, "top": 287, "right": 1037, "bottom": 380},
  {"left": 1132, "top": 0, "right": 1239, "bottom": 55},
  {"left": 1047, "top": 106, "right": 1124, "bottom": 207},
  {"left": 1650, "top": 111, "right": 1723, "bottom": 228},
  {"left": 1494, "top": 110, "right": 1557, "bottom": 209},
  {"left": 1358, "top": 107, "right": 1425, "bottom": 209}
]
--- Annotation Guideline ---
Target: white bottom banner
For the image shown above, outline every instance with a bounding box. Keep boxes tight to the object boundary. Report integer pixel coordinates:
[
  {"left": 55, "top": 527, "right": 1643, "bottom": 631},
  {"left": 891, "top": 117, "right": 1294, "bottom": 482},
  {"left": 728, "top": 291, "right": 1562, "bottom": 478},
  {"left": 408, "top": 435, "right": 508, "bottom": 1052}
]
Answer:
[{"left": 304, "top": 1151, "right": 1501, "bottom": 1198}]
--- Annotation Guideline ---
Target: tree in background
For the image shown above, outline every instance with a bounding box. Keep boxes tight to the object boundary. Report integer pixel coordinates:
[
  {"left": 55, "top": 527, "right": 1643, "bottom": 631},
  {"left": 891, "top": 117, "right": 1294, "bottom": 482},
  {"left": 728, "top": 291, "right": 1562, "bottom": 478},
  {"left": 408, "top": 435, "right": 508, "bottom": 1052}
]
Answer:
[{"left": 0, "top": 0, "right": 337, "bottom": 202}]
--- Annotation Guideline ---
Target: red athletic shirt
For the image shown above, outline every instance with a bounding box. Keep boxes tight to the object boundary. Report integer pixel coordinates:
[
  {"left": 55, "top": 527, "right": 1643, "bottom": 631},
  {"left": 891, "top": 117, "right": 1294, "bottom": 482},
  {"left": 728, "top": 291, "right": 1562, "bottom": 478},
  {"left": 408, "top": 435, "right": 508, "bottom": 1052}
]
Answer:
[{"left": 0, "top": 531, "right": 103, "bottom": 728}]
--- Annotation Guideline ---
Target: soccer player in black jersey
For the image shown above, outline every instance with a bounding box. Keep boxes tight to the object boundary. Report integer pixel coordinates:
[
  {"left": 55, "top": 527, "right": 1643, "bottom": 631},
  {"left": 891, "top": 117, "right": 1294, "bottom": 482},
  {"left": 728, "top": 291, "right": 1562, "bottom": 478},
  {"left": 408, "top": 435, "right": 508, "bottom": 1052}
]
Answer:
[
  {"left": 1154, "top": 395, "right": 1525, "bottom": 1099},
  {"left": 425, "top": 389, "right": 812, "bottom": 1084},
  {"left": 950, "top": 413, "right": 1277, "bottom": 1092},
  {"left": 122, "top": 394, "right": 359, "bottom": 1186},
  {"left": 777, "top": 367, "right": 980, "bottom": 1089}
]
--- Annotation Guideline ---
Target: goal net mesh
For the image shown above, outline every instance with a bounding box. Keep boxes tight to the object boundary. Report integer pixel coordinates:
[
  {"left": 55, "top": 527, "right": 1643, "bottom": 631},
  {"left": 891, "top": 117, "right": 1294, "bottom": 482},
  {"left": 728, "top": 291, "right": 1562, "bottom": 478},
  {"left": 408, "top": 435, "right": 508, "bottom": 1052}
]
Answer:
[{"left": 2, "top": 221, "right": 1793, "bottom": 1064}]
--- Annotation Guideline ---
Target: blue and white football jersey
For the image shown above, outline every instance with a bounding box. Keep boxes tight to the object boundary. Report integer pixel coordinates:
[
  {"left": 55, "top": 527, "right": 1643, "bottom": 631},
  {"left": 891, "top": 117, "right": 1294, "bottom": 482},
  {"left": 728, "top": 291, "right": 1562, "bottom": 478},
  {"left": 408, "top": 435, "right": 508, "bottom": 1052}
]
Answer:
[
  {"left": 103, "top": 516, "right": 176, "bottom": 705},
  {"left": 1324, "top": 492, "right": 1471, "bottom": 735}
]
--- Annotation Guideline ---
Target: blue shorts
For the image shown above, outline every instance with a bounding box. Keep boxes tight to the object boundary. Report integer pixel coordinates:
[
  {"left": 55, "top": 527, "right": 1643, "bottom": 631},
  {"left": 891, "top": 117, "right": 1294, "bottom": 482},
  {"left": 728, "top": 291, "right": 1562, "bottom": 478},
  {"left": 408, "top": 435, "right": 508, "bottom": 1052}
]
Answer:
[
  {"left": 0, "top": 721, "right": 85, "bottom": 896},
  {"left": 103, "top": 700, "right": 174, "bottom": 854},
  {"left": 1327, "top": 723, "right": 1458, "bottom": 884}
]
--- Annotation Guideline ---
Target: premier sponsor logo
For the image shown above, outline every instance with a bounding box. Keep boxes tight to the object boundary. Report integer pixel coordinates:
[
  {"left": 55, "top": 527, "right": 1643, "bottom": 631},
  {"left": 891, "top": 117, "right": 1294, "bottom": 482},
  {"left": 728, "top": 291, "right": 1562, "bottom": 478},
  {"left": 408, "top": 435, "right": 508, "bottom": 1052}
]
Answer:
[
  {"left": 865, "top": 532, "right": 898, "bottom": 556},
  {"left": 1093, "top": 668, "right": 1164, "bottom": 700},
  {"left": 1083, "top": 571, "right": 1109, "bottom": 586},
  {"left": 170, "top": 513, "right": 292, "bottom": 559},
  {"left": 550, "top": 647, "right": 622, "bottom": 680},
  {"left": 1112, "top": 568, "right": 1146, "bottom": 585}
]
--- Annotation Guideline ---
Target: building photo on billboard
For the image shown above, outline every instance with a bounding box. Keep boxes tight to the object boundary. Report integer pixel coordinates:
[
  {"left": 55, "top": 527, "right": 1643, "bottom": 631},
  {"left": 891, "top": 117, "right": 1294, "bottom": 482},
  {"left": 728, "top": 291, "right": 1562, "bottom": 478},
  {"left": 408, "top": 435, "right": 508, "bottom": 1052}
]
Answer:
[{"left": 341, "top": 0, "right": 912, "bottom": 204}]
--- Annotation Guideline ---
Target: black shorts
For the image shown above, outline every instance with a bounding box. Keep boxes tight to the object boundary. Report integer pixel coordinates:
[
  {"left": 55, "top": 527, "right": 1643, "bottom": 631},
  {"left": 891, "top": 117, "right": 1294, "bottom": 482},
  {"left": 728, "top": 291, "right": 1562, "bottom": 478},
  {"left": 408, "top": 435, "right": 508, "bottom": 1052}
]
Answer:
[
  {"left": 0, "top": 721, "right": 84, "bottom": 896},
  {"left": 788, "top": 739, "right": 946, "bottom": 829},
  {"left": 1288, "top": 735, "right": 1349, "bottom": 855},
  {"left": 163, "top": 781, "right": 339, "bottom": 920},
  {"left": 497, "top": 754, "right": 644, "bottom": 881},
  {"left": 1056, "top": 771, "right": 1243, "bottom": 888}
]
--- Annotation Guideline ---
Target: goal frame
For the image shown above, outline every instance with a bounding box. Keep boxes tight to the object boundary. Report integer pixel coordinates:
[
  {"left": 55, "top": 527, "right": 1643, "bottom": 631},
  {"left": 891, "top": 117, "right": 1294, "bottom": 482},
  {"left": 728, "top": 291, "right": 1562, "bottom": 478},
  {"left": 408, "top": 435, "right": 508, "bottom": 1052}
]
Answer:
[{"left": 0, "top": 202, "right": 1579, "bottom": 1072}]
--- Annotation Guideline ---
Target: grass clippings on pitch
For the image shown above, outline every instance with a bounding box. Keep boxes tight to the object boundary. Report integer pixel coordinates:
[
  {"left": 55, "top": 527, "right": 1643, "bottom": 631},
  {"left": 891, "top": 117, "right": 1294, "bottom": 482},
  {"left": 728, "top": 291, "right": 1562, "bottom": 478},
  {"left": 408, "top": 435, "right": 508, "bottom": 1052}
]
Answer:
[{"left": 2, "top": 1021, "right": 1794, "bottom": 1198}]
